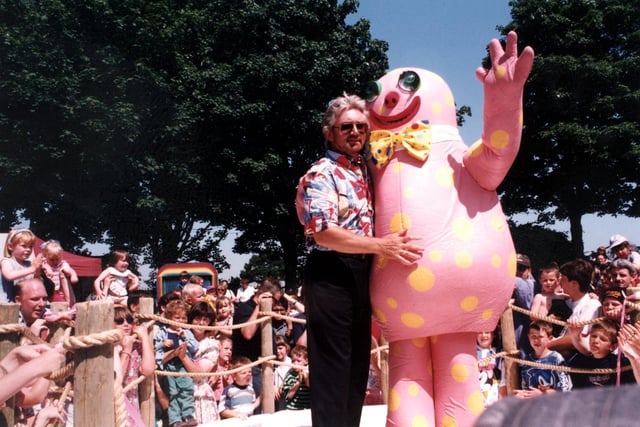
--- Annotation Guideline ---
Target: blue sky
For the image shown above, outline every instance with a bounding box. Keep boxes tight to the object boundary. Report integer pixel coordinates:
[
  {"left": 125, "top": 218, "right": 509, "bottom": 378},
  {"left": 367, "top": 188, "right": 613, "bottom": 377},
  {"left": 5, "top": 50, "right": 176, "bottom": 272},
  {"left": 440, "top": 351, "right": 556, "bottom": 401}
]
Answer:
[
  {"left": 219, "top": 1, "right": 637, "bottom": 278},
  {"left": 349, "top": 0, "right": 513, "bottom": 143}
]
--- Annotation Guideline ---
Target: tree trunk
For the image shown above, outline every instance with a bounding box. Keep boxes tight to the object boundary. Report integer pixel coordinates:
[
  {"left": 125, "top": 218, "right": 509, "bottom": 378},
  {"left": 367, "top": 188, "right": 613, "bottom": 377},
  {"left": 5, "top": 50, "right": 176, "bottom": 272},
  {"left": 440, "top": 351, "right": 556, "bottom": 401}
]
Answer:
[{"left": 568, "top": 212, "right": 585, "bottom": 257}]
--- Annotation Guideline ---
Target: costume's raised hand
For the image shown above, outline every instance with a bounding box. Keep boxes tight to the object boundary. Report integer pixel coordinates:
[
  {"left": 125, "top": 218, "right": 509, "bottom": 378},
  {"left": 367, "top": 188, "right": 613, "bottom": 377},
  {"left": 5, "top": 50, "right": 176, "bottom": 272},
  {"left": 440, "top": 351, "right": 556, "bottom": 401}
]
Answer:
[{"left": 476, "top": 31, "right": 534, "bottom": 112}]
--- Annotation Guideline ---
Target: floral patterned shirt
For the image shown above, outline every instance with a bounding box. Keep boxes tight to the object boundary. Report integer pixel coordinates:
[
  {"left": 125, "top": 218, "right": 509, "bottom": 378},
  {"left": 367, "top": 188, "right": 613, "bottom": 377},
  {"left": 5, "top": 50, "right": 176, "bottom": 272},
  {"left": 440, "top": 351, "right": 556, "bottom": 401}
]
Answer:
[{"left": 297, "top": 150, "right": 373, "bottom": 251}]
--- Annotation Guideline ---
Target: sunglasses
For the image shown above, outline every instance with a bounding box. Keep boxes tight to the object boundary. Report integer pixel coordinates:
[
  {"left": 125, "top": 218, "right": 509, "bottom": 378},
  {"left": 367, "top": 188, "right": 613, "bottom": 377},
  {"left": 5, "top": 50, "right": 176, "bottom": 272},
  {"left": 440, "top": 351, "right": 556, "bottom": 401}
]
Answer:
[
  {"left": 115, "top": 316, "right": 134, "bottom": 325},
  {"left": 334, "top": 122, "right": 368, "bottom": 133}
]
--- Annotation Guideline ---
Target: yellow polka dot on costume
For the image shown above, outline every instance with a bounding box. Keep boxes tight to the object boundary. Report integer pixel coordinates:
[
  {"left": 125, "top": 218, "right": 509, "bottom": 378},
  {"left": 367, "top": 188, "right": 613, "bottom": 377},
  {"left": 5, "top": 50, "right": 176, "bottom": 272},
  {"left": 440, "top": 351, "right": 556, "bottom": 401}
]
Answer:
[
  {"left": 482, "top": 308, "right": 493, "bottom": 320},
  {"left": 412, "top": 337, "right": 427, "bottom": 348},
  {"left": 451, "top": 363, "right": 470, "bottom": 383},
  {"left": 429, "top": 250, "right": 443, "bottom": 263},
  {"left": 435, "top": 167, "right": 454, "bottom": 188},
  {"left": 390, "top": 212, "right": 411, "bottom": 233},
  {"left": 431, "top": 102, "right": 443, "bottom": 115},
  {"left": 495, "top": 65, "right": 507, "bottom": 79},
  {"left": 403, "top": 187, "right": 416, "bottom": 199},
  {"left": 491, "top": 215, "right": 506, "bottom": 231},
  {"left": 452, "top": 217, "right": 474, "bottom": 241},
  {"left": 401, "top": 312, "right": 425, "bottom": 328},
  {"left": 519, "top": 110, "right": 524, "bottom": 126},
  {"left": 491, "top": 255, "right": 501, "bottom": 268},
  {"left": 409, "top": 267, "right": 435, "bottom": 292},
  {"left": 408, "top": 383, "right": 420, "bottom": 396},
  {"left": 455, "top": 251, "right": 473, "bottom": 268},
  {"left": 489, "top": 129, "right": 510, "bottom": 149},
  {"left": 461, "top": 296, "right": 479, "bottom": 311},
  {"left": 392, "top": 162, "right": 404, "bottom": 173},
  {"left": 467, "top": 391, "right": 485, "bottom": 415},
  {"left": 377, "top": 256, "right": 388, "bottom": 269},
  {"left": 468, "top": 139, "right": 484, "bottom": 158},
  {"left": 412, "top": 415, "right": 429, "bottom": 427},
  {"left": 508, "top": 253, "right": 517, "bottom": 276},
  {"left": 430, "top": 335, "right": 439, "bottom": 345},
  {"left": 445, "top": 90, "right": 455, "bottom": 107},
  {"left": 387, "top": 297, "right": 398, "bottom": 309},
  {"left": 388, "top": 389, "right": 401, "bottom": 411},
  {"left": 442, "top": 415, "right": 458, "bottom": 427},
  {"left": 372, "top": 308, "right": 387, "bottom": 324}
]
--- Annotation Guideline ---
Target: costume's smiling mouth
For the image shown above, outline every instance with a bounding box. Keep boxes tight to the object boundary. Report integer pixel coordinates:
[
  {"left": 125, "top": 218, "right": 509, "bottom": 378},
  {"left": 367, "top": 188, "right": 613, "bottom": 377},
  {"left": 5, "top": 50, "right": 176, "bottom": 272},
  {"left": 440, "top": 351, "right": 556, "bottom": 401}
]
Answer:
[{"left": 369, "top": 97, "right": 421, "bottom": 130}]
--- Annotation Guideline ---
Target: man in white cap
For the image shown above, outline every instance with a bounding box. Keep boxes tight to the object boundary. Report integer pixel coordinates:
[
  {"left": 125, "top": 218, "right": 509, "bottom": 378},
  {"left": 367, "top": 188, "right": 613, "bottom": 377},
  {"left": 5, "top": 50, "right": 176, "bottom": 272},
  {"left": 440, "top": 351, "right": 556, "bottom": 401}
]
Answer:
[{"left": 609, "top": 234, "right": 640, "bottom": 270}]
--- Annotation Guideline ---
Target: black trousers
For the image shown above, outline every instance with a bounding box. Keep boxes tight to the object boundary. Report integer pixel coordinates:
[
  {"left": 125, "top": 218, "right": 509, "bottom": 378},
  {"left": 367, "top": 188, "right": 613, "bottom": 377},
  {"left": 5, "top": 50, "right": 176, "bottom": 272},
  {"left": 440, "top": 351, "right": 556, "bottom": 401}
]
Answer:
[{"left": 303, "top": 250, "right": 372, "bottom": 427}]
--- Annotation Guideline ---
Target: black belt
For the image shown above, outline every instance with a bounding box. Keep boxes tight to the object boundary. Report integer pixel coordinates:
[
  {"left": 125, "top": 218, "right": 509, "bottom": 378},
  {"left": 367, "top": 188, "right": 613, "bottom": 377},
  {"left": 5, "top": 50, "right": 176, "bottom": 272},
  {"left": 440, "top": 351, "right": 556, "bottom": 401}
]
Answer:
[
  {"left": 332, "top": 251, "right": 371, "bottom": 260},
  {"left": 312, "top": 250, "right": 371, "bottom": 260}
]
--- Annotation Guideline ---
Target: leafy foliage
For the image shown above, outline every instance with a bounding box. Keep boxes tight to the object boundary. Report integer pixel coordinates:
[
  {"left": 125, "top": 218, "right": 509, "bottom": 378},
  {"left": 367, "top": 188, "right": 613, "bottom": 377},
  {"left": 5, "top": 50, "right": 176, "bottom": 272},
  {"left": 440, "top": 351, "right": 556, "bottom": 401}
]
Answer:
[
  {"left": 498, "top": 0, "right": 640, "bottom": 256},
  {"left": 0, "top": 0, "right": 388, "bottom": 286}
]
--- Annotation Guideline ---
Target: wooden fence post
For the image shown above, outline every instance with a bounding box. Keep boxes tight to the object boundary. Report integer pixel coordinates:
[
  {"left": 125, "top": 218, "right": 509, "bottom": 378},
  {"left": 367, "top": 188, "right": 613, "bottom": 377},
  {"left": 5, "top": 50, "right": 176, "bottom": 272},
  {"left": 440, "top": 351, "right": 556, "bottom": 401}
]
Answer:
[
  {"left": 49, "top": 301, "right": 70, "bottom": 344},
  {"left": 74, "top": 300, "right": 115, "bottom": 426},
  {"left": 139, "top": 297, "right": 155, "bottom": 427},
  {"left": 0, "top": 304, "right": 19, "bottom": 427},
  {"left": 500, "top": 300, "right": 519, "bottom": 395},
  {"left": 260, "top": 297, "right": 275, "bottom": 414}
]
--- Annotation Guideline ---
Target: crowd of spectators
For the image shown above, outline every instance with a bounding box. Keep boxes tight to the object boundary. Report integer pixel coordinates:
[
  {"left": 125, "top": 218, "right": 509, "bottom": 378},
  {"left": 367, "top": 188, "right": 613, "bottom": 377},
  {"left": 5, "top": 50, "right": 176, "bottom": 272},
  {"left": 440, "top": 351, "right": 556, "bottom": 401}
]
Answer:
[
  {"left": 478, "top": 232, "right": 640, "bottom": 410},
  {"left": 4, "top": 227, "right": 640, "bottom": 425}
]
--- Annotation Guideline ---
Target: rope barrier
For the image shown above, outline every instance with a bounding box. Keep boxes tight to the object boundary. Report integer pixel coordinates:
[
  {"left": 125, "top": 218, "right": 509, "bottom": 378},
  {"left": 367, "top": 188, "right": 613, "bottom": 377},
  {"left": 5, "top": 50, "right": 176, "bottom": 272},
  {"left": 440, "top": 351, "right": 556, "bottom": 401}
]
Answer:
[
  {"left": 508, "top": 303, "right": 608, "bottom": 327},
  {"left": 62, "top": 328, "right": 124, "bottom": 351},
  {"left": 258, "top": 311, "right": 307, "bottom": 324},
  {"left": 137, "top": 312, "right": 269, "bottom": 331},
  {"left": 155, "top": 355, "right": 277, "bottom": 377},
  {"left": 4, "top": 293, "right": 640, "bottom": 425}
]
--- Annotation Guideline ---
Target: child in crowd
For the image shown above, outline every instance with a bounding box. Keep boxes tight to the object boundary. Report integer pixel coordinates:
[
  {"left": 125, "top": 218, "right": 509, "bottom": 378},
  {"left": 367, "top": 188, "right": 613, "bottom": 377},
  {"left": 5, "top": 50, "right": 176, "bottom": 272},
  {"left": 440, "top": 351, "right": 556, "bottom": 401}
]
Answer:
[
  {"left": 515, "top": 320, "right": 572, "bottom": 398},
  {"left": 476, "top": 330, "right": 504, "bottom": 406},
  {"left": 182, "top": 283, "right": 205, "bottom": 308},
  {"left": 219, "top": 356, "right": 261, "bottom": 420},
  {"left": 204, "top": 285, "right": 217, "bottom": 311},
  {"left": 530, "top": 263, "right": 564, "bottom": 316},
  {"left": 210, "top": 336, "right": 234, "bottom": 403},
  {"left": 273, "top": 335, "right": 292, "bottom": 411},
  {"left": 217, "top": 279, "right": 235, "bottom": 301},
  {"left": 567, "top": 319, "right": 635, "bottom": 388},
  {"left": 1, "top": 228, "right": 42, "bottom": 302},
  {"left": 113, "top": 307, "right": 154, "bottom": 427},
  {"left": 271, "top": 299, "right": 293, "bottom": 342},
  {"left": 215, "top": 296, "right": 234, "bottom": 339},
  {"left": 154, "top": 300, "right": 199, "bottom": 427},
  {"left": 94, "top": 250, "right": 139, "bottom": 307},
  {"left": 40, "top": 240, "right": 78, "bottom": 304},
  {"left": 281, "top": 345, "right": 311, "bottom": 410},
  {"left": 364, "top": 336, "right": 383, "bottom": 406},
  {"left": 183, "top": 302, "right": 220, "bottom": 424},
  {"left": 600, "top": 287, "right": 628, "bottom": 324}
]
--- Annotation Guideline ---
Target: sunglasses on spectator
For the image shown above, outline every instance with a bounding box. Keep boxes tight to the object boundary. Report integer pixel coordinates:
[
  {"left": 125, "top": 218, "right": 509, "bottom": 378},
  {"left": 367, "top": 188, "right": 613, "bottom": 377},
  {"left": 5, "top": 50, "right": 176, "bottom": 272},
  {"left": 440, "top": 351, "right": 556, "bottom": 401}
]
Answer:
[
  {"left": 334, "top": 122, "right": 368, "bottom": 133},
  {"left": 115, "top": 316, "right": 134, "bottom": 325}
]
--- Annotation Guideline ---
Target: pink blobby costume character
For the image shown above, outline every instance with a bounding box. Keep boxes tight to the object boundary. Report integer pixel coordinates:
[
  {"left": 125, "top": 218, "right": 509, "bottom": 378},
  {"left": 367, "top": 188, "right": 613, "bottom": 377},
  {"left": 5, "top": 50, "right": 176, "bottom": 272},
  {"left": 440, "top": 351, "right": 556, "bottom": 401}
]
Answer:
[{"left": 365, "top": 32, "right": 534, "bottom": 427}]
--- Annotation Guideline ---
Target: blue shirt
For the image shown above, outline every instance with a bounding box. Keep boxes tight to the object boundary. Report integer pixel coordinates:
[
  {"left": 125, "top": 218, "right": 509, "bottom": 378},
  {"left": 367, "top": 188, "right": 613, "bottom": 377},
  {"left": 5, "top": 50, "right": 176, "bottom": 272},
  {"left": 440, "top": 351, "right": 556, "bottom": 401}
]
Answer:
[{"left": 154, "top": 324, "right": 199, "bottom": 368}]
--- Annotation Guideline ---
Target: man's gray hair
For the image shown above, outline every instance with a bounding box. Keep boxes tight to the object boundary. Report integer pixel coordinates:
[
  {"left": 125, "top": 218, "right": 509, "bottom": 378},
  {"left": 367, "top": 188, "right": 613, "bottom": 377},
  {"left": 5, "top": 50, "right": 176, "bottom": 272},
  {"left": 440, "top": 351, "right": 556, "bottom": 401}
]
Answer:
[
  {"left": 321, "top": 93, "right": 369, "bottom": 149},
  {"left": 611, "top": 258, "right": 636, "bottom": 275}
]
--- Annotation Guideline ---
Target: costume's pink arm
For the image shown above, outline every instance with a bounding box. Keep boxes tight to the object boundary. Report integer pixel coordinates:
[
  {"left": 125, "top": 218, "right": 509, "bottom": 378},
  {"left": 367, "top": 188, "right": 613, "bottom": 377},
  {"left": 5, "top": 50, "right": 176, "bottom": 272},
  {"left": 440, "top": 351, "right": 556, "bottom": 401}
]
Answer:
[{"left": 464, "top": 31, "right": 534, "bottom": 190}]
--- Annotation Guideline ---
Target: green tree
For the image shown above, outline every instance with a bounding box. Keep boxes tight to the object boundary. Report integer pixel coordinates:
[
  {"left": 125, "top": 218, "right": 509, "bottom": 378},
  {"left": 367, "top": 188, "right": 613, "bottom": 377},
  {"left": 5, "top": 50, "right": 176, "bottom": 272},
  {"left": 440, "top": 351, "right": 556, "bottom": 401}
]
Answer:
[
  {"left": 497, "top": 0, "right": 640, "bottom": 257},
  {"left": 240, "top": 252, "right": 285, "bottom": 284},
  {"left": 0, "top": 0, "right": 388, "bottom": 287}
]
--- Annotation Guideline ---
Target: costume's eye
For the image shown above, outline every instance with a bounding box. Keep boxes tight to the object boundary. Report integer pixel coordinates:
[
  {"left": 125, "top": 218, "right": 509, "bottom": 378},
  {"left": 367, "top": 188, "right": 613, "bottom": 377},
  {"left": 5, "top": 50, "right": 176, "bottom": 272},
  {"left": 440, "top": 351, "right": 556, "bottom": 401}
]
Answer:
[
  {"left": 363, "top": 81, "right": 381, "bottom": 102},
  {"left": 398, "top": 71, "right": 420, "bottom": 92}
]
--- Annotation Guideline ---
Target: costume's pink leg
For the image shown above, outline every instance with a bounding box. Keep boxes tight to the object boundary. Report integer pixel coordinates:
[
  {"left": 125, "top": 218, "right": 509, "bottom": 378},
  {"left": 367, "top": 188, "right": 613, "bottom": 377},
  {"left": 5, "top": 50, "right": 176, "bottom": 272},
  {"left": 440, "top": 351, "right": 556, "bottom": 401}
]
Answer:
[
  {"left": 386, "top": 338, "right": 434, "bottom": 427},
  {"left": 432, "top": 333, "right": 485, "bottom": 427}
]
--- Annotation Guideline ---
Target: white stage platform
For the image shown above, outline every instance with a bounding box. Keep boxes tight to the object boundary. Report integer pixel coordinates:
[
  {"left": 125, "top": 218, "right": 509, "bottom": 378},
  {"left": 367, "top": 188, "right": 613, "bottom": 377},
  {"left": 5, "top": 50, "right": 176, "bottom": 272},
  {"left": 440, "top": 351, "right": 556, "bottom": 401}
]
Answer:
[{"left": 202, "top": 405, "right": 387, "bottom": 426}]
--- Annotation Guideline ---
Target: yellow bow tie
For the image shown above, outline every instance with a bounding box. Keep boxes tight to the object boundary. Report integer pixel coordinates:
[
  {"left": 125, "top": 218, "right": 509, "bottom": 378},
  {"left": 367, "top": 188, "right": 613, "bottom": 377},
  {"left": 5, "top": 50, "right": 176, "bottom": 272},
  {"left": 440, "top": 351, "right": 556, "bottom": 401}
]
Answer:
[{"left": 369, "top": 122, "right": 432, "bottom": 169}]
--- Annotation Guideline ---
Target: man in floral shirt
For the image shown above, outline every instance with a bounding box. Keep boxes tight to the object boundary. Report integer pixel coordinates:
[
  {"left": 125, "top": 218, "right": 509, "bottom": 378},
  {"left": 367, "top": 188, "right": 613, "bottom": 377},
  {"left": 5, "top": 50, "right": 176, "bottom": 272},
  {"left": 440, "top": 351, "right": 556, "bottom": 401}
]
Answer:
[{"left": 296, "top": 93, "right": 423, "bottom": 427}]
